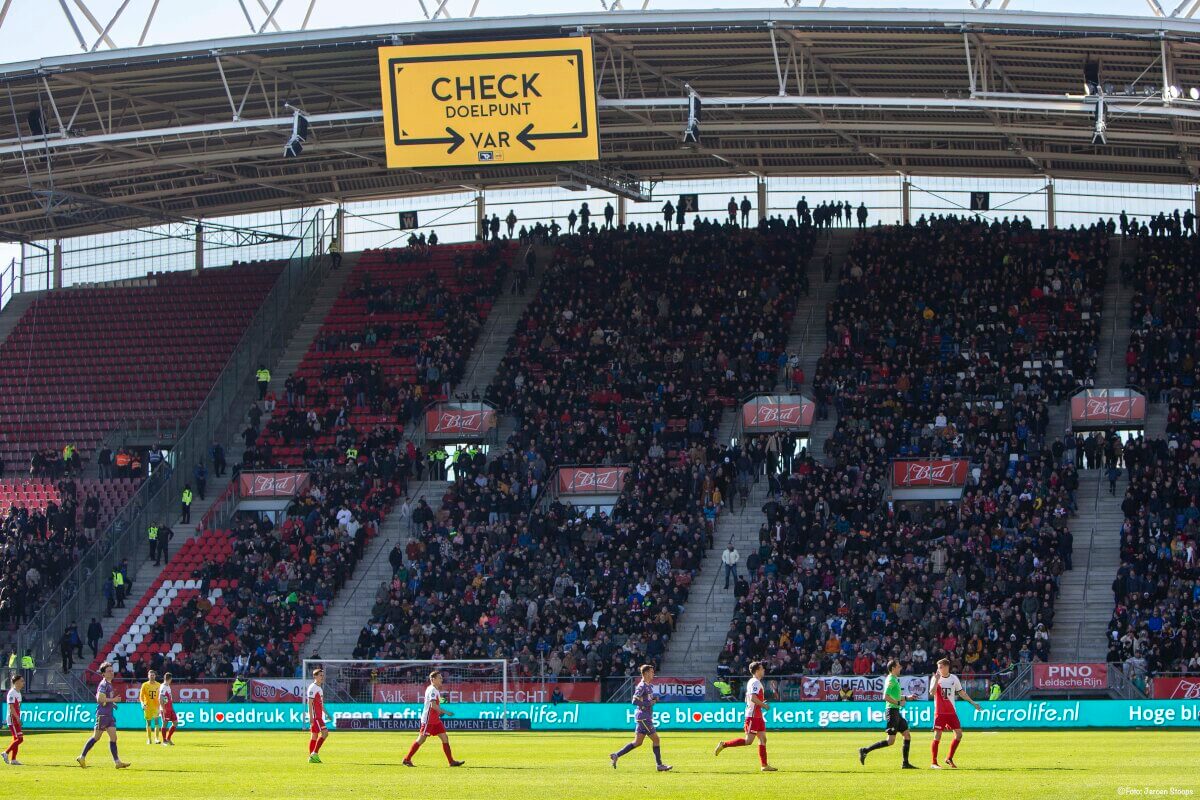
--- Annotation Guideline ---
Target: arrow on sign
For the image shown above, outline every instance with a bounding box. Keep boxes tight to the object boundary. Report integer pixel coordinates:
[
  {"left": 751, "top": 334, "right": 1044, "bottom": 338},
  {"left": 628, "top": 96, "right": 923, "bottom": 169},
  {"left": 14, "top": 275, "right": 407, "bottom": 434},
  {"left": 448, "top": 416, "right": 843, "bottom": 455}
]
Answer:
[
  {"left": 398, "top": 126, "right": 465, "bottom": 154},
  {"left": 515, "top": 122, "right": 581, "bottom": 152}
]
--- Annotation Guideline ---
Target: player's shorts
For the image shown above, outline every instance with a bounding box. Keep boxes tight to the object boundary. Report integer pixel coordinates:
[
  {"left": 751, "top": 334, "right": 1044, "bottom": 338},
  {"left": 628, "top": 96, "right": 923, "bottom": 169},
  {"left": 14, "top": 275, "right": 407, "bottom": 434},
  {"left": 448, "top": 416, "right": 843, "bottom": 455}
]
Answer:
[
  {"left": 635, "top": 718, "right": 656, "bottom": 736},
  {"left": 161, "top": 709, "right": 178, "bottom": 723},
  {"left": 933, "top": 711, "right": 961, "bottom": 732},
  {"left": 885, "top": 708, "right": 909, "bottom": 735},
  {"left": 96, "top": 711, "right": 117, "bottom": 730},
  {"left": 144, "top": 709, "right": 161, "bottom": 722},
  {"left": 310, "top": 718, "right": 328, "bottom": 735},
  {"left": 420, "top": 716, "right": 447, "bottom": 737},
  {"left": 743, "top": 715, "right": 766, "bottom": 735}
]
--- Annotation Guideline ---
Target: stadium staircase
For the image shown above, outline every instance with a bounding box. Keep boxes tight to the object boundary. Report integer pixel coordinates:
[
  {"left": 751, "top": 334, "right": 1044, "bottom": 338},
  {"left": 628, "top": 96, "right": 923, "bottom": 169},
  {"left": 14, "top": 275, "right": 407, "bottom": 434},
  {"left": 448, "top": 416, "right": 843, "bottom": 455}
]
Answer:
[
  {"left": 1050, "top": 471, "right": 1124, "bottom": 662},
  {"left": 302, "top": 479, "right": 450, "bottom": 660},
  {"left": 82, "top": 255, "right": 359, "bottom": 683},
  {"left": 0, "top": 290, "right": 39, "bottom": 348},
  {"left": 662, "top": 231, "right": 851, "bottom": 678},
  {"left": 1048, "top": 234, "right": 1138, "bottom": 663}
]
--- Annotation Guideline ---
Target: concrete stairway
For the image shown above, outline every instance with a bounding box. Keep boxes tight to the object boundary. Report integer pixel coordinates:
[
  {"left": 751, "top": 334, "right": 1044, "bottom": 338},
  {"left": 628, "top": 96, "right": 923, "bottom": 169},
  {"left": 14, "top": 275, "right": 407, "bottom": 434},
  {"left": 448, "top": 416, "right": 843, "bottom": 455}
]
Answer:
[
  {"left": 1050, "top": 472, "right": 1124, "bottom": 661},
  {"left": 0, "top": 290, "right": 40, "bottom": 347},
  {"left": 1094, "top": 237, "right": 1133, "bottom": 387},
  {"left": 303, "top": 480, "right": 449, "bottom": 659},
  {"left": 454, "top": 243, "right": 550, "bottom": 399},
  {"left": 660, "top": 478, "right": 769, "bottom": 677}
]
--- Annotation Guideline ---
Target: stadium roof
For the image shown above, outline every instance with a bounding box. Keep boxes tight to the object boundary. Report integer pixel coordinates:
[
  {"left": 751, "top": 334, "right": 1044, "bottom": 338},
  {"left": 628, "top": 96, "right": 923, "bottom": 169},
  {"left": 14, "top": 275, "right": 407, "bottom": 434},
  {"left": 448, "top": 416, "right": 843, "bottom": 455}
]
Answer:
[{"left": 3, "top": 7, "right": 1200, "bottom": 239}]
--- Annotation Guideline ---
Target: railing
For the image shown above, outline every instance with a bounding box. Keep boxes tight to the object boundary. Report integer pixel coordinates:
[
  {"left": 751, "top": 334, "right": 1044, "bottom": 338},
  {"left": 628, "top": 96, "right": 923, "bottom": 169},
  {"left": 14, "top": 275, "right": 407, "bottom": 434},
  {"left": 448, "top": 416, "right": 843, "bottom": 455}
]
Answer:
[
  {"left": 197, "top": 478, "right": 240, "bottom": 534},
  {"left": 15, "top": 210, "right": 328, "bottom": 667},
  {"left": 0, "top": 257, "right": 17, "bottom": 311}
]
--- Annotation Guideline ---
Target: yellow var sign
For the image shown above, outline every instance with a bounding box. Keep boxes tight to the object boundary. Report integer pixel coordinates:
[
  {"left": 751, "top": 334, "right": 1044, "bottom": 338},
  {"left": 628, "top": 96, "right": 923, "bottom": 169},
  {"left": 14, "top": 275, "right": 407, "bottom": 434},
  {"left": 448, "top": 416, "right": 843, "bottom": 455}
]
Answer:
[{"left": 378, "top": 37, "right": 599, "bottom": 169}]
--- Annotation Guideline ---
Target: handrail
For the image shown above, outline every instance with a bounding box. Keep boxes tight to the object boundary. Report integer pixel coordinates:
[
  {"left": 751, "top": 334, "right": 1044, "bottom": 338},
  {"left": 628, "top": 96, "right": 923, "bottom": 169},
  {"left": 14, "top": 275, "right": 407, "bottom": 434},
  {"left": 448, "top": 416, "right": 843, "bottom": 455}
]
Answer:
[{"left": 16, "top": 211, "right": 327, "bottom": 665}]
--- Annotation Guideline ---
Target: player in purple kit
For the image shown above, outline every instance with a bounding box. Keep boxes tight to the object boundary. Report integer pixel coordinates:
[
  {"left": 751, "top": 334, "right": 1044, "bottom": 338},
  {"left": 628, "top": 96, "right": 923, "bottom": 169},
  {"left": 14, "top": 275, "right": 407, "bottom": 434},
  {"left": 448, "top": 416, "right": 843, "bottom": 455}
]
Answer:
[
  {"left": 76, "top": 662, "right": 130, "bottom": 769},
  {"left": 609, "top": 664, "right": 672, "bottom": 772}
]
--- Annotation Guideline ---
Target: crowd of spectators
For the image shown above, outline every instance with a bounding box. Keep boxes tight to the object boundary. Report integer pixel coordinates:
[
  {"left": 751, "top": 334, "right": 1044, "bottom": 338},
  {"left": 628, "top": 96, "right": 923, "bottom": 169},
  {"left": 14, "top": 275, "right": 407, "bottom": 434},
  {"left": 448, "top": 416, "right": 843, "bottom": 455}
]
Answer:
[
  {"left": 1109, "top": 230, "right": 1200, "bottom": 675},
  {"left": 353, "top": 221, "right": 817, "bottom": 678},
  {"left": 1, "top": 481, "right": 111, "bottom": 629},
  {"left": 723, "top": 216, "right": 1103, "bottom": 679}
]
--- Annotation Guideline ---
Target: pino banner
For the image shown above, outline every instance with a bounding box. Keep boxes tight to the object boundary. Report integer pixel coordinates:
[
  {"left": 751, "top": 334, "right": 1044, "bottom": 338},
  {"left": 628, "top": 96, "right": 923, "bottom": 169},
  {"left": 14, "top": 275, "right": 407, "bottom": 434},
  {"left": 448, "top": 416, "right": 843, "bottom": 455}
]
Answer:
[
  {"left": 1152, "top": 677, "right": 1200, "bottom": 700},
  {"left": 650, "top": 677, "right": 708, "bottom": 702},
  {"left": 799, "top": 675, "right": 927, "bottom": 702},
  {"left": 424, "top": 405, "right": 497, "bottom": 438},
  {"left": 1070, "top": 389, "right": 1146, "bottom": 427},
  {"left": 249, "top": 678, "right": 307, "bottom": 703},
  {"left": 378, "top": 37, "right": 599, "bottom": 169},
  {"left": 238, "top": 471, "right": 310, "bottom": 499},
  {"left": 11, "top": 700, "right": 1200, "bottom": 731},
  {"left": 741, "top": 399, "right": 815, "bottom": 431},
  {"left": 1033, "top": 663, "right": 1108, "bottom": 691},
  {"left": 372, "top": 681, "right": 601, "bottom": 704},
  {"left": 116, "top": 682, "right": 228, "bottom": 703},
  {"left": 556, "top": 466, "right": 630, "bottom": 496}
]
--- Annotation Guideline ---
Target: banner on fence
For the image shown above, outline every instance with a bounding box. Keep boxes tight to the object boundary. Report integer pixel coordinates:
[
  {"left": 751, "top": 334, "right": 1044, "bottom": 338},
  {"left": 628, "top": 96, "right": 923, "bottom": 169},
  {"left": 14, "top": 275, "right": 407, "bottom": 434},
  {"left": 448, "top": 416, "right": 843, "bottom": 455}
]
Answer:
[
  {"left": 798, "top": 675, "right": 928, "bottom": 702},
  {"left": 372, "top": 681, "right": 601, "bottom": 704},
  {"left": 741, "top": 397, "right": 815, "bottom": 431},
  {"left": 890, "top": 459, "right": 970, "bottom": 500},
  {"left": 649, "top": 677, "right": 707, "bottom": 702},
  {"left": 1070, "top": 389, "right": 1147, "bottom": 427},
  {"left": 1151, "top": 677, "right": 1200, "bottom": 700},
  {"left": 1032, "top": 663, "right": 1108, "bottom": 691},
  {"left": 116, "top": 682, "right": 229, "bottom": 703},
  {"left": 424, "top": 405, "right": 498, "bottom": 438},
  {"left": 556, "top": 466, "right": 630, "bottom": 496},
  {"left": 238, "top": 472, "right": 310, "bottom": 499}
]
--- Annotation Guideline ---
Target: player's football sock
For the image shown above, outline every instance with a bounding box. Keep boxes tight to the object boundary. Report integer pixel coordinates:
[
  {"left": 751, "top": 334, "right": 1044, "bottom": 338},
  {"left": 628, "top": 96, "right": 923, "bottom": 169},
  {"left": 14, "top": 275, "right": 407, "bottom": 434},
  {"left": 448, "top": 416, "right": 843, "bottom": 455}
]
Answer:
[
  {"left": 405, "top": 741, "right": 422, "bottom": 761},
  {"left": 109, "top": 741, "right": 120, "bottom": 762},
  {"left": 614, "top": 742, "right": 637, "bottom": 760},
  {"left": 758, "top": 745, "right": 768, "bottom": 767},
  {"left": 864, "top": 739, "right": 890, "bottom": 754},
  {"left": 81, "top": 737, "right": 97, "bottom": 757},
  {"left": 947, "top": 738, "right": 960, "bottom": 762},
  {"left": 315, "top": 737, "right": 327, "bottom": 754},
  {"left": 902, "top": 739, "right": 912, "bottom": 765},
  {"left": 652, "top": 745, "right": 663, "bottom": 767},
  {"left": 930, "top": 740, "right": 939, "bottom": 764},
  {"left": 721, "top": 737, "right": 747, "bottom": 748},
  {"left": 441, "top": 742, "right": 455, "bottom": 764},
  {"left": 308, "top": 739, "right": 316, "bottom": 755}
]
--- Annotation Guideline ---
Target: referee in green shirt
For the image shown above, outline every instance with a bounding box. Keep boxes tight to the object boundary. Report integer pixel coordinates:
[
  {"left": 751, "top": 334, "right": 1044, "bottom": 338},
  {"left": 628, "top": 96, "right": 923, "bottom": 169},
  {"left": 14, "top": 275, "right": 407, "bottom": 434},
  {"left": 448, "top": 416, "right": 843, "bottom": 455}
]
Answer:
[{"left": 859, "top": 659, "right": 917, "bottom": 769}]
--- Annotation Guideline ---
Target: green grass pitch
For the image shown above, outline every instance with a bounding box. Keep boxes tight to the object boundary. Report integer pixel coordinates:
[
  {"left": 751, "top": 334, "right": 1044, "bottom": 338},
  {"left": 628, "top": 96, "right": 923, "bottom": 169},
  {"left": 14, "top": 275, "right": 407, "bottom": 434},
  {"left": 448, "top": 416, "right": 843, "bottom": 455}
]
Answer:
[{"left": 2, "top": 730, "right": 1197, "bottom": 799}]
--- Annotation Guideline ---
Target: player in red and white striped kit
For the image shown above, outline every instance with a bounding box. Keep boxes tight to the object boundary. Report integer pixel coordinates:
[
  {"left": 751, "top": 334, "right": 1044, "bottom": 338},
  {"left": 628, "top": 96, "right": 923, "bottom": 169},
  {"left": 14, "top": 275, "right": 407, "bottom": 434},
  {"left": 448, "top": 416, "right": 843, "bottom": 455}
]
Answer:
[
  {"left": 306, "top": 668, "right": 329, "bottom": 763},
  {"left": 402, "top": 670, "right": 464, "bottom": 768},
  {"left": 159, "top": 673, "right": 178, "bottom": 746},
  {"left": 3, "top": 673, "right": 23, "bottom": 765},
  {"left": 713, "top": 661, "right": 776, "bottom": 772},
  {"left": 928, "top": 658, "right": 981, "bottom": 769}
]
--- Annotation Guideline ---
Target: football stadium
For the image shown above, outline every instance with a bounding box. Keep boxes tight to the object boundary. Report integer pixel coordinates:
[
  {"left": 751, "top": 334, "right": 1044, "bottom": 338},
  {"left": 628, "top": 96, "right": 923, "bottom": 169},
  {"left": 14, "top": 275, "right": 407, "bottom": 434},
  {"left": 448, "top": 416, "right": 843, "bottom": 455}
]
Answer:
[{"left": 0, "top": 0, "right": 1198, "bottom": 797}]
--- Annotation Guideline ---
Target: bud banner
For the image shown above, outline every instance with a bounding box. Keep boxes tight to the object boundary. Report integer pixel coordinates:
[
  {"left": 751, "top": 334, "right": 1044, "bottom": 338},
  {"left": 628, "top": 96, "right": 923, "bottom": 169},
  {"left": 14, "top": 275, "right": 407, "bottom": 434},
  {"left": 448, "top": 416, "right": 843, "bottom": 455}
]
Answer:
[
  {"left": 238, "top": 471, "right": 310, "bottom": 499},
  {"left": 556, "top": 466, "right": 630, "bottom": 495},
  {"left": 1033, "top": 663, "right": 1108, "bottom": 691},
  {"left": 424, "top": 405, "right": 497, "bottom": 437},
  {"left": 891, "top": 459, "right": 969, "bottom": 487},
  {"left": 1070, "top": 389, "right": 1146, "bottom": 426},
  {"left": 741, "top": 400, "right": 815, "bottom": 431},
  {"left": 1151, "top": 677, "right": 1200, "bottom": 700}
]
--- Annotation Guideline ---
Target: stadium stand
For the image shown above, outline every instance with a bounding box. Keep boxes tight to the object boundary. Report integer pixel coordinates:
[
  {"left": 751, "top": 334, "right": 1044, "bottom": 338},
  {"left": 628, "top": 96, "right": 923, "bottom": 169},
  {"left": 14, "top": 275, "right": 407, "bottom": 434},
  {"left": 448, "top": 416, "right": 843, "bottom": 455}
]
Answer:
[
  {"left": 721, "top": 217, "right": 1106, "bottom": 677},
  {"left": 352, "top": 221, "right": 817, "bottom": 678},
  {"left": 0, "top": 478, "right": 139, "bottom": 629},
  {"left": 248, "top": 242, "right": 510, "bottom": 469},
  {"left": 97, "top": 242, "right": 511, "bottom": 679},
  {"left": 0, "top": 263, "right": 282, "bottom": 471},
  {"left": 1108, "top": 230, "right": 1200, "bottom": 674}
]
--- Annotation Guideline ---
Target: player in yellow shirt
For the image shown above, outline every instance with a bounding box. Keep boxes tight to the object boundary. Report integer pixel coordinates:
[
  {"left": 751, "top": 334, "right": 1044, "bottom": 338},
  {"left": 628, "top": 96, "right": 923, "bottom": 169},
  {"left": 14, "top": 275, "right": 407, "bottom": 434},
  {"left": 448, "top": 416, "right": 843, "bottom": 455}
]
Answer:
[{"left": 139, "top": 670, "right": 163, "bottom": 745}]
